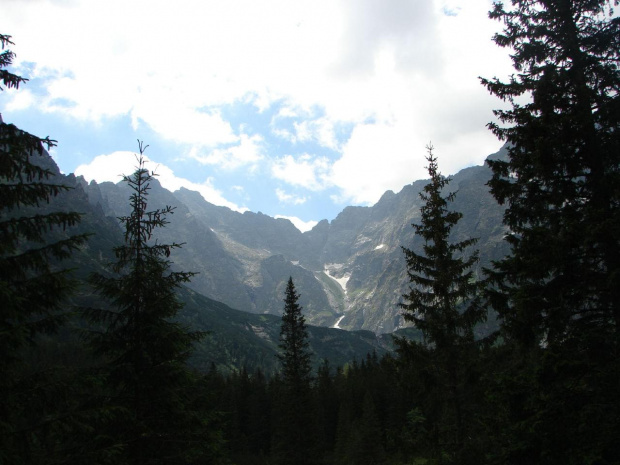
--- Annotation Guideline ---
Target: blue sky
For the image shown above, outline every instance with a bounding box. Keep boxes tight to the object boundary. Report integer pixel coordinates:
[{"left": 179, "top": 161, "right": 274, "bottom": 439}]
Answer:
[{"left": 2, "top": 0, "right": 511, "bottom": 231}]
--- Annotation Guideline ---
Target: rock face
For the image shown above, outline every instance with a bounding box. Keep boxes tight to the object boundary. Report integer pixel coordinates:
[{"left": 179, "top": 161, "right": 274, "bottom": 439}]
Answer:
[{"left": 81, "top": 146, "right": 510, "bottom": 334}]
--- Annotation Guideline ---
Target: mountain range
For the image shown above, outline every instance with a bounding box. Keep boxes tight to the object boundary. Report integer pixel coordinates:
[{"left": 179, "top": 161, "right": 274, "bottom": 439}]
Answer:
[
  {"left": 79, "top": 145, "right": 509, "bottom": 333},
  {"left": 31, "top": 145, "right": 509, "bottom": 372}
]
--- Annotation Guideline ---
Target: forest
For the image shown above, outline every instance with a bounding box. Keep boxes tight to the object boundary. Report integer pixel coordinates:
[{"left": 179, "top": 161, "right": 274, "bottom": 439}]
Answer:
[{"left": 1, "top": 1, "right": 619, "bottom": 464}]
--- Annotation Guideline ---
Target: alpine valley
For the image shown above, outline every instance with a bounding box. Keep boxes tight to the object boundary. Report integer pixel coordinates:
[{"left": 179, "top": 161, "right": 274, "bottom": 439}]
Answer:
[{"left": 43, "top": 145, "right": 510, "bottom": 373}]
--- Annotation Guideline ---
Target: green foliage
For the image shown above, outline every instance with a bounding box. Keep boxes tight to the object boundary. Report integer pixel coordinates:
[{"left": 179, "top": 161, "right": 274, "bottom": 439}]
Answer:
[
  {"left": 482, "top": 0, "right": 620, "bottom": 350},
  {"left": 271, "top": 277, "right": 316, "bottom": 464},
  {"left": 399, "top": 146, "right": 485, "bottom": 463},
  {"left": 400, "top": 145, "right": 484, "bottom": 348},
  {"left": 85, "top": 144, "right": 220, "bottom": 464},
  {"left": 278, "top": 277, "right": 313, "bottom": 388},
  {"left": 0, "top": 33, "right": 92, "bottom": 464},
  {"left": 481, "top": 1, "right": 620, "bottom": 462},
  {"left": 0, "top": 34, "right": 88, "bottom": 366}
]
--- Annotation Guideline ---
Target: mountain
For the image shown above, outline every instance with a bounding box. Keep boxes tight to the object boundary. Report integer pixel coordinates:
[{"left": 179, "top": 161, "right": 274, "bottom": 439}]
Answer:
[
  {"left": 80, "top": 146, "right": 510, "bottom": 334},
  {"left": 22, "top": 157, "right": 403, "bottom": 375},
  {"left": 177, "top": 287, "right": 400, "bottom": 376}
]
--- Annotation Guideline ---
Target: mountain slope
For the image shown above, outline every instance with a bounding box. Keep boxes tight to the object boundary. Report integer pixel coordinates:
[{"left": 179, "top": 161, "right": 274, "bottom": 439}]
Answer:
[
  {"left": 82, "top": 146, "right": 510, "bottom": 333},
  {"left": 27, "top": 155, "right": 395, "bottom": 374},
  {"left": 178, "top": 287, "right": 392, "bottom": 375}
]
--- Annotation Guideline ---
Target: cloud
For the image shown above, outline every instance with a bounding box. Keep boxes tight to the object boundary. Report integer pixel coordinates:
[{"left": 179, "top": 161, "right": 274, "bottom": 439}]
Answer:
[
  {"left": 276, "top": 188, "right": 308, "bottom": 205},
  {"left": 274, "top": 215, "right": 318, "bottom": 233},
  {"left": 271, "top": 106, "right": 340, "bottom": 150},
  {"left": 334, "top": 0, "right": 441, "bottom": 77},
  {"left": 330, "top": 121, "right": 428, "bottom": 205},
  {"left": 75, "top": 151, "right": 246, "bottom": 212},
  {"left": 3, "top": 0, "right": 513, "bottom": 218},
  {"left": 3, "top": 88, "right": 35, "bottom": 111},
  {"left": 293, "top": 118, "right": 339, "bottom": 150},
  {"left": 271, "top": 154, "right": 331, "bottom": 191},
  {"left": 131, "top": 97, "right": 238, "bottom": 148},
  {"left": 188, "top": 133, "right": 264, "bottom": 170}
]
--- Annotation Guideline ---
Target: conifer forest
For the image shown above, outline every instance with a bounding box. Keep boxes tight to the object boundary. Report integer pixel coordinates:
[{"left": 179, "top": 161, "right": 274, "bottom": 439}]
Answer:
[{"left": 1, "top": 1, "right": 619, "bottom": 463}]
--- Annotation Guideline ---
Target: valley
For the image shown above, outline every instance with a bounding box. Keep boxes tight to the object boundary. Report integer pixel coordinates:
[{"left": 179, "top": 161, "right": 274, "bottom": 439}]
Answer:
[{"left": 79, "top": 145, "right": 509, "bottom": 334}]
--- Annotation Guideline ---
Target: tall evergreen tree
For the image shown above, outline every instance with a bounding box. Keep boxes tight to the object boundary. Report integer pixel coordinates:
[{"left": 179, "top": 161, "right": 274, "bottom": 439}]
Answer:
[
  {"left": 481, "top": 0, "right": 620, "bottom": 352},
  {"left": 86, "top": 143, "right": 215, "bottom": 465},
  {"left": 481, "top": 1, "right": 620, "bottom": 462},
  {"left": 400, "top": 145, "right": 483, "bottom": 348},
  {"left": 0, "top": 32, "right": 86, "bottom": 377},
  {"left": 399, "top": 145, "right": 484, "bottom": 463},
  {"left": 0, "top": 33, "right": 91, "bottom": 464},
  {"left": 272, "top": 277, "right": 315, "bottom": 465},
  {"left": 278, "top": 277, "right": 312, "bottom": 389}
]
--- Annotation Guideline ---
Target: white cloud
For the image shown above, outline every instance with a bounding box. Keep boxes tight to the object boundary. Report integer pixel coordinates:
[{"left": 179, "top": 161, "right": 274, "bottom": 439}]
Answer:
[
  {"left": 276, "top": 188, "right": 308, "bottom": 205},
  {"left": 293, "top": 118, "right": 339, "bottom": 150},
  {"left": 271, "top": 154, "right": 331, "bottom": 191},
  {"left": 3, "top": 0, "right": 512, "bottom": 215},
  {"left": 271, "top": 106, "right": 340, "bottom": 150},
  {"left": 330, "top": 121, "right": 428, "bottom": 205},
  {"left": 333, "top": 0, "right": 441, "bottom": 78},
  {"left": 131, "top": 96, "right": 238, "bottom": 148},
  {"left": 274, "top": 215, "right": 318, "bottom": 233},
  {"left": 189, "top": 133, "right": 264, "bottom": 170},
  {"left": 3, "top": 88, "right": 35, "bottom": 111},
  {"left": 74, "top": 152, "right": 139, "bottom": 184},
  {"left": 75, "top": 151, "right": 246, "bottom": 212}
]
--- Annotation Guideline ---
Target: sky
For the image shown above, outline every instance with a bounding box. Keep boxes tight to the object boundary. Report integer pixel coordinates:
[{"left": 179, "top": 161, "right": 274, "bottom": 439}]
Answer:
[{"left": 1, "top": 0, "right": 513, "bottom": 232}]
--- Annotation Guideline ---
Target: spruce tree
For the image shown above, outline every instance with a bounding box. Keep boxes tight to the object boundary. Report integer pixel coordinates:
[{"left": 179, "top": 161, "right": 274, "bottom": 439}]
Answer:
[
  {"left": 481, "top": 0, "right": 620, "bottom": 352},
  {"left": 480, "top": 1, "right": 620, "bottom": 462},
  {"left": 399, "top": 145, "right": 484, "bottom": 462},
  {"left": 0, "top": 33, "right": 90, "bottom": 464},
  {"left": 278, "top": 277, "right": 312, "bottom": 389},
  {"left": 0, "top": 33, "right": 87, "bottom": 374},
  {"left": 272, "top": 277, "right": 315, "bottom": 465},
  {"left": 86, "top": 143, "right": 213, "bottom": 465},
  {"left": 400, "top": 145, "right": 483, "bottom": 348}
]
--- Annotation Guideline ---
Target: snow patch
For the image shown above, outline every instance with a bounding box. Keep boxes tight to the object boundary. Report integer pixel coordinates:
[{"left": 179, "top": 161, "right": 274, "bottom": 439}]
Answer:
[
  {"left": 324, "top": 264, "right": 350, "bottom": 294},
  {"left": 332, "top": 315, "right": 345, "bottom": 329},
  {"left": 249, "top": 324, "right": 270, "bottom": 340}
]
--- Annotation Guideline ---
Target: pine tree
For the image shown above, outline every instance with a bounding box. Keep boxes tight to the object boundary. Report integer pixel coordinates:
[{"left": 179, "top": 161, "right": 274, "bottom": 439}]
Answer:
[
  {"left": 272, "top": 277, "right": 315, "bottom": 465},
  {"left": 0, "top": 33, "right": 91, "bottom": 464},
  {"left": 480, "top": 1, "right": 620, "bottom": 462},
  {"left": 399, "top": 145, "right": 484, "bottom": 462},
  {"left": 278, "top": 277, "right": 313, "bottom": 389},
  {"left": 86, "top": 143, "right": 214, "bottom": 465},
  {"left": 400, "top": 145, "right": 484, "bottom": 348},
  {"left": 481, "top": 0, "right": 620, "bottom": 353},
  {"left": 0, "top": 32, "right": 87, "bottom": 374}
]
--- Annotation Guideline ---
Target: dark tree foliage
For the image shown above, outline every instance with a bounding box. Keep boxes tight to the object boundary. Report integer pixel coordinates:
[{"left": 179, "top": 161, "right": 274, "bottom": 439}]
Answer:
[
  {"left": 278, "top": 277, "right": 313, "bottom": 388},
  {"left": 210, "top": 352, "right": 411, "bottom": 465},
  {"left": 0, "top": 33, "right": 91, "bottom": 464},
  {"left": 272, "top": 277, "right": 316, "bottom": 465},
  {"left": 86, "top": 144, "right": 216, "bottom": 465},
  {"left": 481, "top": 1, "right": 620, "bottom": 462},
  {"left": 0, "top": 33, "right": 87, "bottom": 370},
  {"left": 399, "top": 145, "right": 484, "bottom": 463},
  {"left": 481, "top": 0, "right": 620, "bottom": 352},
  {"left": 400, "top": 145, "right": 484, "bottom": 348}
]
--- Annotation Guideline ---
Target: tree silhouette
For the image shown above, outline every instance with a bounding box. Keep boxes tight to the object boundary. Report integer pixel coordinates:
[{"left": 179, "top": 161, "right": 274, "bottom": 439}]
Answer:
[
  {"left": 481, "top": 1, "right": 620, "bottom": 461},
  {"left": 400, "top": 145, "right": 483, "bottom": 462},
  {"left": 278, "top": 277, "right": 312, "bottom": 388},
  {"left": 0, "top": 33, "right": 90, "bottom": 464},
  {"left": 272, "top": 277, "right": 315, "bottom": 464},
  {"left": 86, "top": 143, "right": 214, "bottom": 464}
]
